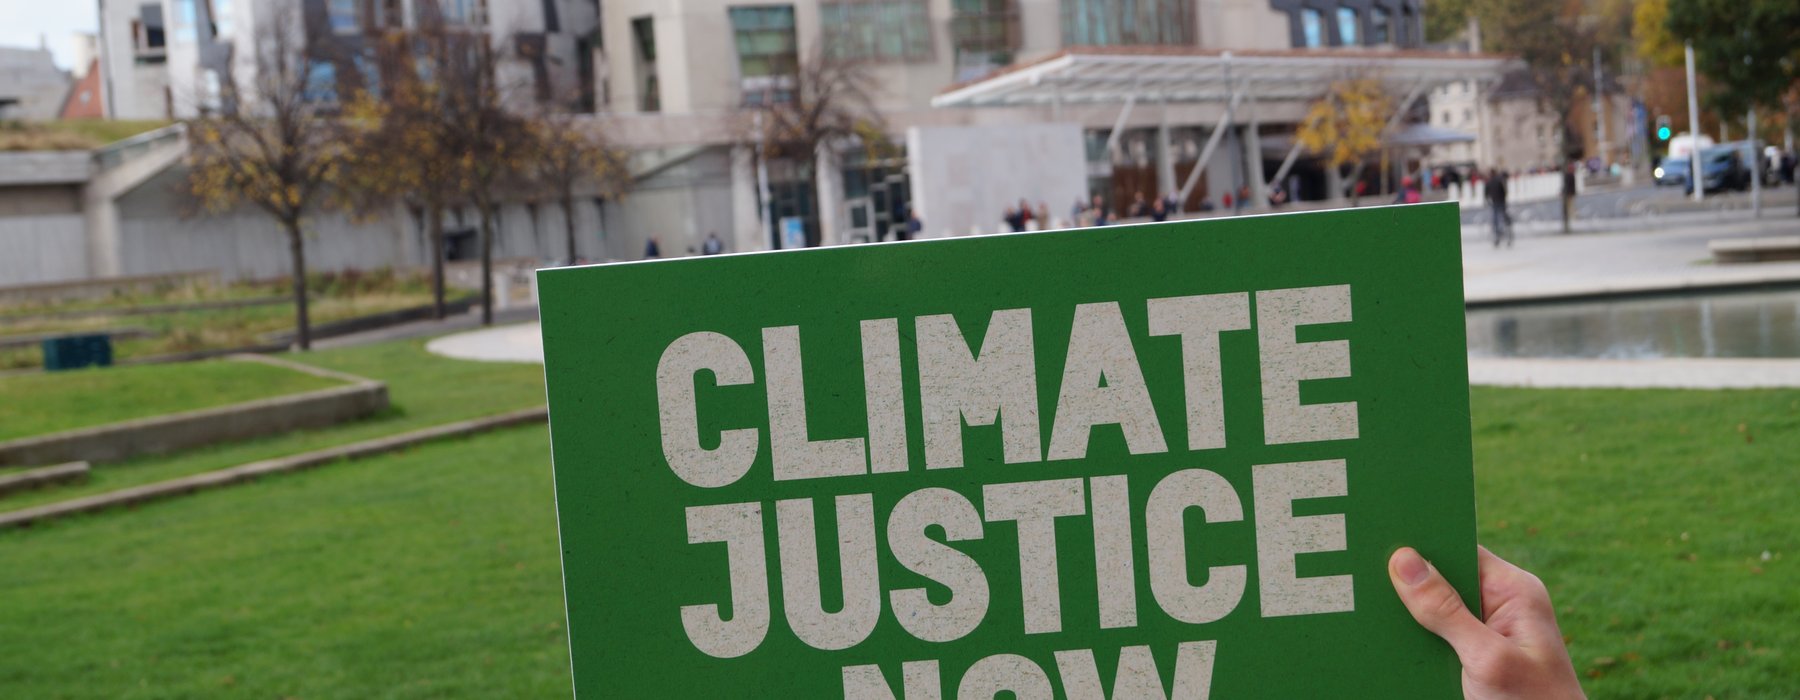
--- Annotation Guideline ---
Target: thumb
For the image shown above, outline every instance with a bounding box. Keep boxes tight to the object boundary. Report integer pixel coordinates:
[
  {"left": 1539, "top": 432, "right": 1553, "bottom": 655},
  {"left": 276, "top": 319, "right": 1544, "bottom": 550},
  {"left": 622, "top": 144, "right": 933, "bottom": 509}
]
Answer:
[{"left": 1389, "top": 547, "right": 1503, "bottom": 662}]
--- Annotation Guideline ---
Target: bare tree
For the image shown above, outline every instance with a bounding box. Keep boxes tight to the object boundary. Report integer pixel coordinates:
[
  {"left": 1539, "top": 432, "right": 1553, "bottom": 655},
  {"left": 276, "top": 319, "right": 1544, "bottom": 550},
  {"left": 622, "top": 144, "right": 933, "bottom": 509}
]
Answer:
[
  {"left": 735, "top": 48, "right": 884, "bottom": 248},
  {"left": 529, "top": 112, "right": 631, "bottom": 263},
  {"left": 187, "top": 10, "right": 349, "bottom": 351},
  {"left": 350, "top": 1, "right": 533, "bottom": 324}
]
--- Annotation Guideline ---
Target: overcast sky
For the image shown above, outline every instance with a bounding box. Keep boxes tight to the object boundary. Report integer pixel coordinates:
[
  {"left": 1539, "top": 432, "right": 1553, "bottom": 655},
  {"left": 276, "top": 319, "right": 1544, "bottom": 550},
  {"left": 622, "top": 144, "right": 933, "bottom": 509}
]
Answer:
[{"left": 0, "top": 1, "right": 100, "bottom": 72}]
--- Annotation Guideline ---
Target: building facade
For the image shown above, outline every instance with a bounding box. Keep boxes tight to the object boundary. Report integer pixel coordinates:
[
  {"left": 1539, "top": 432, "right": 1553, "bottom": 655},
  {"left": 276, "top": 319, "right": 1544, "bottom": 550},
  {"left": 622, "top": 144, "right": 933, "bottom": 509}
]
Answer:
[
  {"left": 1427, "top": 69, "right": 1638, "bottom": 175},
  {"left": 35, "top": 0, "right": 1502, "bottom": 291},
  {"left": 595, "top": 0, "right": 1435, "bottom": 258},
  {"left": 0, "top": 47, "right": 74, "bottom": 121}
]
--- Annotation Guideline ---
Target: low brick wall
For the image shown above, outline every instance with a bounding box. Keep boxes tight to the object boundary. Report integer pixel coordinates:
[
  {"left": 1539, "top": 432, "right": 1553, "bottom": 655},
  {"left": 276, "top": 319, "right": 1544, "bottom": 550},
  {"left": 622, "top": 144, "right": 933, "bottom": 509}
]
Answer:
[{"left": 0, "top": 370, "right": 388, "bottom": 468}]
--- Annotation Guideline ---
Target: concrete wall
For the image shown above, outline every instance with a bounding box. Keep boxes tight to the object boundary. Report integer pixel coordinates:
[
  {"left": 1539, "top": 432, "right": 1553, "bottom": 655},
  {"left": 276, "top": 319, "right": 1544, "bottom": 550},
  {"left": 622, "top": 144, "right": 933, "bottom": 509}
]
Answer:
[
  {"left": 111, "top": 167, "right": 410, "bottom": 281},
  {"left": 0, "top": 215, "right": 88, "bottom": 286},
  {"left": 0, "top": 378, "right": 389, "bottom": 467},
  {"left": 0, "top": 47, "right": 72, "bottom": 121},
  {"left": 1198, "top": 0, "right": 1293, "bottom": 50},
  {"left": 99, "top": 0, "right": 172, "bottom": 119},
  {"left": 906, "top": 122, "right": 1086, "bottom": 237},
  {"left": 601, "top": 147, "right": 738, "bottom": 260}
]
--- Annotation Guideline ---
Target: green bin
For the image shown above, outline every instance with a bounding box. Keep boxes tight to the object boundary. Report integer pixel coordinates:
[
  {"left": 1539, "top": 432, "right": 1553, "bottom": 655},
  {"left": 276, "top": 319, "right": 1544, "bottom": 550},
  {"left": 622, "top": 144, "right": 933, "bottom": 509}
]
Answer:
[{"left": 42, "top": 334, "right": 113, "bottom": 371}]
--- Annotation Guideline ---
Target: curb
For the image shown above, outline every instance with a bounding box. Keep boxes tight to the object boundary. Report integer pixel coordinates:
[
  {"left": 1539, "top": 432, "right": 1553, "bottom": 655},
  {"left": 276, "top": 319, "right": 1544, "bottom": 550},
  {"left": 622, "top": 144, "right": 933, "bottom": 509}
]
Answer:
[
  {"left": 0, "top": 462, "right": 89, "bottom": 497},
  {"left": 0, "top": 406, "right": 547, "bottom": 530},
  {"left": 0, "top": 357, "right": 388, "bottom": 468}
]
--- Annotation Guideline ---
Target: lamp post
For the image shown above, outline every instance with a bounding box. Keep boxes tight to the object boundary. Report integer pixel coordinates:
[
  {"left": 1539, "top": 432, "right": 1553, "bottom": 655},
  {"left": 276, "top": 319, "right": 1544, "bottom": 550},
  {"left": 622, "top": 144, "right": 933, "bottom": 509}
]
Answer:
[{"left": 1685, "top": 41, "right": 1703, "bottom": 202}]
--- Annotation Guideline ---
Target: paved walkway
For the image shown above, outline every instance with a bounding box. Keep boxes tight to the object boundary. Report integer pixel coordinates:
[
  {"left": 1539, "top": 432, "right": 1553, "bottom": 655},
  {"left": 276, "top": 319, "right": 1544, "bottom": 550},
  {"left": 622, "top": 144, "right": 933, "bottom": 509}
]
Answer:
[
  {"left": 1461, "top": 210, "right": 1800, "bottom": 305},
  {"left": 422, "top": 209, "right": 1800, "bottom": 389},
  {"left": 425, "top": 319, "right": 544, "bottom": 363}
]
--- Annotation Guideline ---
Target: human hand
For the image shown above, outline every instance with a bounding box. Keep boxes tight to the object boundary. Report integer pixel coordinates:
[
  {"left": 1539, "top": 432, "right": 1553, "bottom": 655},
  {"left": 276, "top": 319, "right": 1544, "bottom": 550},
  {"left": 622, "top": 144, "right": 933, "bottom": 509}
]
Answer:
[{"left": 1388, "top": 545, "right": 1585, "bottom": 700}]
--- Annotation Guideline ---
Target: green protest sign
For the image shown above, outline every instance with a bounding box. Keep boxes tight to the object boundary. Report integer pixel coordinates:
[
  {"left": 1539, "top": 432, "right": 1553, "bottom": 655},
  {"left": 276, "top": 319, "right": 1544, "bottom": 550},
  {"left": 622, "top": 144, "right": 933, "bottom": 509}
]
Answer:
[{"left": 539, "top": 202, "right": 1477, "bottom": 698}]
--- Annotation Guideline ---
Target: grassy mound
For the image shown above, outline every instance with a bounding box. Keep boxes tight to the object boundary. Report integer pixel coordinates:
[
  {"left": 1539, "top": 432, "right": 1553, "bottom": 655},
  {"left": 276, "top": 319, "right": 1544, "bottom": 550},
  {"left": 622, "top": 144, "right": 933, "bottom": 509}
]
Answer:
[{"left": 0, "top": 359, "right": 342, "bottom": 442}]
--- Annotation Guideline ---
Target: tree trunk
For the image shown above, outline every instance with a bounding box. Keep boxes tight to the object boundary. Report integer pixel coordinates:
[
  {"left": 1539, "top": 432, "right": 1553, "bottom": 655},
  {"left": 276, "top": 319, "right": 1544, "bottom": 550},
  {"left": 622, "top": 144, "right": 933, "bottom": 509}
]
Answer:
[
  {"left": 804, "top": 169, "right": 821, "bottom": 247},
  {"left": 285, "top": 218, "right": 312, "bottom": 351},
  {"left": 562, "top": 193, "right": 577, "bottom": 264},
  {"left": 478, "top": 195, "right": 494, "bottom": 326},
  {"left": 427, "top": 203, "right": 446, "bottom": 320}
]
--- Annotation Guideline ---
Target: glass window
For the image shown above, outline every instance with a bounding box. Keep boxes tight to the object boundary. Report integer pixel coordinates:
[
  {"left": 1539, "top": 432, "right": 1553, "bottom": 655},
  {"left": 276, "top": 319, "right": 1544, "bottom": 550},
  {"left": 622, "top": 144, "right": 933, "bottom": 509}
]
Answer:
[
  {"left": 1336, "top": 7, "right": 1357, "bottom": 45},
  {"left": 303, "top": 60, "right": 339, "bottom": 103},
  {"left": 1062, "top": 0, "right": 1192, "bottom": 47},
  {"left": 952, "top": 0, "right": 1018, "bottom": 81},
  {"left": 441, "top": 0, "right": 487, "bottom": 26},
  {"left": 730, "top": 5, "right": 798, "bottom": 105},
  {"left": 632, "top": 16, "right": 655, "bottom": 61},
  {"left": 136, "top": 3, "right": 167, "bottom": 52},
  {"left": 642, "top": 74, "right": 660, "bottom": 112},
  {"left": 1300, "top": 8, "right": 1323, "bottom": 48},
  {"left": 171, "top": 0, "right": 198, "bottom": 42},
  {"left": 1370, "top": 8, "right": 1390, "bottom": 43},
  {"left": 823, "top": 0, "right": 932, "bottom": 62},
  {"left": 328, "top": 0, "right": 360, "bottom": 33},
  {"left": 201, "top": 69, "right": 222, "bottom": 111},
  {"left": 209, "top": 0, "right": 234, "bottom": 37}
]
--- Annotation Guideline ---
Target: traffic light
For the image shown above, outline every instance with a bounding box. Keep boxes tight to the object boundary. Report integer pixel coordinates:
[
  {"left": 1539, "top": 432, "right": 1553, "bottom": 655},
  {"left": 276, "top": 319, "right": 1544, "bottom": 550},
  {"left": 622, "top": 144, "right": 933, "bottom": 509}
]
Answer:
[{"left": 1655, "top": 115, "right": 1672, "bottom": 141}]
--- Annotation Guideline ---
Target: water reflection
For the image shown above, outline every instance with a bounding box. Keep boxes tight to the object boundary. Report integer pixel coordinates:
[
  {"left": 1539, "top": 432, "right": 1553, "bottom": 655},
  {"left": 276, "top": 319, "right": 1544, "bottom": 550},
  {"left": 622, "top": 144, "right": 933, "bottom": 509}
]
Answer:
[{"left": 1466, "top": 289, "right": 1800, "bottom": 359}]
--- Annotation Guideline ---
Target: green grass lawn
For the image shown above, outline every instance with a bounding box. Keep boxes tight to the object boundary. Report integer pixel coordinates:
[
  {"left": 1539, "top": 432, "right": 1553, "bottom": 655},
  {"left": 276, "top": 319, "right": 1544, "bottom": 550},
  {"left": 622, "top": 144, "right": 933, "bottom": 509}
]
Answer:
[
  {"left": 0, "top": 338, "right": 544, "bottom": 509},
  {"left": 0, "top": 120, "right": 170, "bottom": 152},
  {"left": 1471, "top": 388, "right": 1796, "bottom": 697},
  {"left": 0, "top": 359, "right": 342, "bottom": 442},
  {"left": 0, "top": 357, "right": 1792, "bottom": 697}
]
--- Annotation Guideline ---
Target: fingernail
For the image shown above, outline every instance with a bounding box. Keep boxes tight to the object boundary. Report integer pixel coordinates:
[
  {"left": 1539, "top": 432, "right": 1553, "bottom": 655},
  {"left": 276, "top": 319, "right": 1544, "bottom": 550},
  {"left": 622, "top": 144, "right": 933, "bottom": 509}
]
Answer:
[{"left": 1394, "top": 548, "right": 1431, "bottom": 586}]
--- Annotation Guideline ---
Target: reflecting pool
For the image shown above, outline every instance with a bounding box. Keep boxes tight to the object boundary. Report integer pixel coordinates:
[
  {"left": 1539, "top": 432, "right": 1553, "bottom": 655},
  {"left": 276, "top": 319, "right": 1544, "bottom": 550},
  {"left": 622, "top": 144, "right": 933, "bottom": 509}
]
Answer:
[{"left": 1466, "top": 289, "right": 1800, "bottom": 359}]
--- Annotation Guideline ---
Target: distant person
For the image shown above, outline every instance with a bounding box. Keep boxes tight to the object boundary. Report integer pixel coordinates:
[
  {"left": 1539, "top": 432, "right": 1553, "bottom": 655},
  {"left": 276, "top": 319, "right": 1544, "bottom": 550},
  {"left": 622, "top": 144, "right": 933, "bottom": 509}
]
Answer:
[
  {"left": 1003, "top": 205, "right": 1023, "bottom": 233},
  {"left": 701, "top": 232, "right": 724, "bottom": 255},
  {"left": 1484, "top": 168, "right": 1512, "bottom": 248},
  {"left": 644, "top": 237, "right": 661, "bottom": 259},
  {"left": 1130, "top": 191, "right": 1150, "bottom": 218},
  {"left": 1559, "top": 163, "right": 1578, "bottom": 233},
  {"left": 1395, "top": 176, "right": 1422, "bottom": 204},
  {"left": 1088, "top": 194, "right": 1110, "bottom": 226},
  {"left": 1150, "top": 195, "right": 1169, "bottom": 222},
  {"left": 1268, "top": 185, "right": 1289, "bottom": 208},
  {"left": 1035, "top": 201, "right": 1050, "bottom": 230},
  {"left": 1236, "top": 185, "right": 1252, "bottom": 211},
  {"left": 1017, "top": 198, "right": 1036, "bottom": 230},
  {"left": 901, "top": 206, "right": 921, "bottom": 241}
]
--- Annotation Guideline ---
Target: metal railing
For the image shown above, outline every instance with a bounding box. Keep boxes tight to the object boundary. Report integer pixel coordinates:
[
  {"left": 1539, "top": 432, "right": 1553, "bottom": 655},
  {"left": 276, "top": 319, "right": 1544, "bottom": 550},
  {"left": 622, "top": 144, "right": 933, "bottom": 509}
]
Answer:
[{"left": 92, "top": 123, "right": 187, "bottom": 171}]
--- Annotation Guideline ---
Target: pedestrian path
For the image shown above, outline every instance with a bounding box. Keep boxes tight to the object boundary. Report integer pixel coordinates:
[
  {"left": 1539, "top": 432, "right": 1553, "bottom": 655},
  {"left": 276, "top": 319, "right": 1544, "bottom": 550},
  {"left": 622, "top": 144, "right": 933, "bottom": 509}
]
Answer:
[
  {"left": 1469, "top": 357, "right": 1800, "bottom": 389},
  {"left": 422, "top": 209, "right": 1800, "bottom": 390},
  {"left": 425, "top": 320, "right": 544, "bottom": 363}
]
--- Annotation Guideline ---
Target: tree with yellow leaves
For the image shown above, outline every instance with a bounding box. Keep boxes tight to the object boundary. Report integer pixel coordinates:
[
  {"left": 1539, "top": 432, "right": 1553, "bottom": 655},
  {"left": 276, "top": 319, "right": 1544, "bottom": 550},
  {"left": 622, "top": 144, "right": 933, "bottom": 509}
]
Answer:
[
  {"left": 348, "top": 1, "right": 533, "bottom": 326},
  {"left": 186, "top": 12, "right": 349, "bottom": 351},
  {"left": 528, "top": 113, "right": 631, "bottom": 263},
  {"left": 1297, "top": 77, "right": 1391, "bottom": 202}
]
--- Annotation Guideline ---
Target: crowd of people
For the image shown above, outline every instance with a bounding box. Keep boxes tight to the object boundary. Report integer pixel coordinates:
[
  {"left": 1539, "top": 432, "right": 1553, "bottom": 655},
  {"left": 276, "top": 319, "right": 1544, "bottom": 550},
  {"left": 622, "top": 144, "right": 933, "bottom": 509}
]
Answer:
[{"left": 996, "top": 184, "right": 1307, "bottom": 234}]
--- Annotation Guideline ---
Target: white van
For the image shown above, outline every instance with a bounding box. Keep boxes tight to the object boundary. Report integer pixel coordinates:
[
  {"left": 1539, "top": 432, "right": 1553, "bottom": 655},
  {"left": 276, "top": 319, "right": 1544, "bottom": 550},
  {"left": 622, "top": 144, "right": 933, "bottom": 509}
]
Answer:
[{"left": 1667, "top": 133, "right": 1717, "bottom": 160}]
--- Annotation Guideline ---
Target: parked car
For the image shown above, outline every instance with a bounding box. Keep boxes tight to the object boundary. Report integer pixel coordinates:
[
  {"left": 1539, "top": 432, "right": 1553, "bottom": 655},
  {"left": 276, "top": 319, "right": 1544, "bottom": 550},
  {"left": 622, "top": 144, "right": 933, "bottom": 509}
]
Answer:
[
  {"left": 1654, "top": 157, "right": 1689, "bottom": 187},
  {"left": 1684, "top": 145, "right": 1752, "bottom": 194}
]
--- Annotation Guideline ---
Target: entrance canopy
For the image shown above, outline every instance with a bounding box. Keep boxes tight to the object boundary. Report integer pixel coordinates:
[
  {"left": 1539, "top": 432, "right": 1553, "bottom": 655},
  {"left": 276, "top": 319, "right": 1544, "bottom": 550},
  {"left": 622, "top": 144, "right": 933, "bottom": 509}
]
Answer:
[{"left": 932, "top": 46, "right": 1513, "bottom": 108}]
